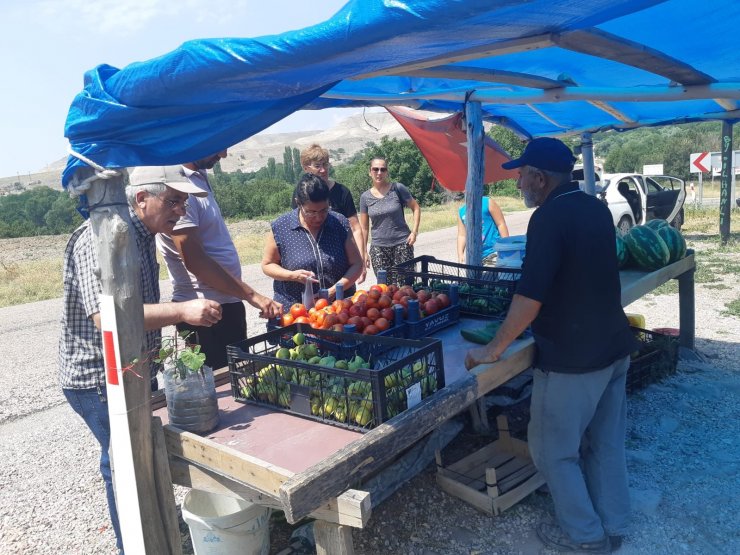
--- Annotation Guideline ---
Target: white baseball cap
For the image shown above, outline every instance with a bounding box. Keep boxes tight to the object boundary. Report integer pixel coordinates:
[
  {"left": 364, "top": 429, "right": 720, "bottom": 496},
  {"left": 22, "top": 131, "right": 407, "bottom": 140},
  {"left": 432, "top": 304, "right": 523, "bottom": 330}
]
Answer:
[{"left": 127, "top": 165, "right": 208, "bottom": 197}]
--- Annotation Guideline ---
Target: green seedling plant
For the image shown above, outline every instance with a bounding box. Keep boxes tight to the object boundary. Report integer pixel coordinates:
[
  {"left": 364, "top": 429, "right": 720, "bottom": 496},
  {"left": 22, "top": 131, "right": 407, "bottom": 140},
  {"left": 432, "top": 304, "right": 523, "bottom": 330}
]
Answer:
[{"left": 154, "top": 331, "right": 207, "bottom": 380}]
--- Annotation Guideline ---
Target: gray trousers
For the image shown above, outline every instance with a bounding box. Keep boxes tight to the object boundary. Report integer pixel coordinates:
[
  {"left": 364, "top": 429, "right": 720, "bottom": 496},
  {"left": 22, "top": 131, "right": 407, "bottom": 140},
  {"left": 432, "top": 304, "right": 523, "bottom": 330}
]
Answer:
[{"left": 528, "top": 355, "right": 631, "bottom": 543}]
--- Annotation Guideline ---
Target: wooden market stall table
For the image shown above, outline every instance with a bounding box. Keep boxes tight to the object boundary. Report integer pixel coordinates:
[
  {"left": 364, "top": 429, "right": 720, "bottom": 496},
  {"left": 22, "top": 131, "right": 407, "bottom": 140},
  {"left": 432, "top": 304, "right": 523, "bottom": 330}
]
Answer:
[{"left": 155, "top": 252, "right": 695, "bottom": 553}]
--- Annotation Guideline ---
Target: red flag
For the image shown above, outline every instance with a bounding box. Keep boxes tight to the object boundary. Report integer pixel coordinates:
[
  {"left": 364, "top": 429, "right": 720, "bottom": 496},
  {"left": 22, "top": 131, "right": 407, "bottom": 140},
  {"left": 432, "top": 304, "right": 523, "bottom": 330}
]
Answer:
[{"left": 386, "top": 106, "right": 517, "bottom": 192}]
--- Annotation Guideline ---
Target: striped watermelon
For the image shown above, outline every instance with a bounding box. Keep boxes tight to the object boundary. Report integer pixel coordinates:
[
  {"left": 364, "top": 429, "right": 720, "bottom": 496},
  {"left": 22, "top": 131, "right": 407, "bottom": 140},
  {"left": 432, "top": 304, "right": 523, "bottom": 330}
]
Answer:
[
  {"left": 615, "top": 233, "right": 630, "bottom": 269},
  {"left": 646, "top": 219, "right": 670, "bottom": 232},
  {"left": 656, "top": 225, "right": 687, "bottom": 264},
  {"left": 623, "top": 225, "right": 670, "bottom": 271}
]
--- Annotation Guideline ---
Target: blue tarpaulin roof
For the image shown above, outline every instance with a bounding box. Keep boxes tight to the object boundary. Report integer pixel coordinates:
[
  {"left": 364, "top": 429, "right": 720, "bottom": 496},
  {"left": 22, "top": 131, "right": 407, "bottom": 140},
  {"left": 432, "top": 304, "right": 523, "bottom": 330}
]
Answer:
[{"left": 63, "top": 0, "right": 740, "bottom": 186}]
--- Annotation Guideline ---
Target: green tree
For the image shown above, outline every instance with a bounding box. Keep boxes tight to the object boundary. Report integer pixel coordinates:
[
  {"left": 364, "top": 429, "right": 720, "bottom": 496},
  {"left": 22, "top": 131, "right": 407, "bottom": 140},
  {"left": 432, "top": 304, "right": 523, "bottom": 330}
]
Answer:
[
  {"left": 292, "top": 147, "right": 303, "bottom": 180},
  {"left": 282, "top": 146, "right": 295, "bottom": 184}
]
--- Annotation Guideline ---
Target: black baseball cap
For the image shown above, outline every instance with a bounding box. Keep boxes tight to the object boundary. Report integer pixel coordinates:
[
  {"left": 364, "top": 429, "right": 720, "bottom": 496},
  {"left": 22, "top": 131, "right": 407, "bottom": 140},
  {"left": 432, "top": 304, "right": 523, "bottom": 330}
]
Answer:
[{"left": 502, "top": 138, "right": 576, "bottom": 173}]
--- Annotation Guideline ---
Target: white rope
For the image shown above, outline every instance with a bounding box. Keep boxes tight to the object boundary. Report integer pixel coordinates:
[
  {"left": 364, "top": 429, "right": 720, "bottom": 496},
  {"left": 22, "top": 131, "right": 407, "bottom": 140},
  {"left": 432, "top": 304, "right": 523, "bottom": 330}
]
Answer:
[{"left": 66, "top": 146, "right": 122, "bottom": 195}]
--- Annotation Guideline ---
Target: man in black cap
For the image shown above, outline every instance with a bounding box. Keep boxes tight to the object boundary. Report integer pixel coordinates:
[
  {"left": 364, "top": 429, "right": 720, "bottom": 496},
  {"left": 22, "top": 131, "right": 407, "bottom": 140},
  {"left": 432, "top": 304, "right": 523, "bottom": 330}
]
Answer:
[{"left": 466, "top": 138, "right": 637, "bottom": 553}]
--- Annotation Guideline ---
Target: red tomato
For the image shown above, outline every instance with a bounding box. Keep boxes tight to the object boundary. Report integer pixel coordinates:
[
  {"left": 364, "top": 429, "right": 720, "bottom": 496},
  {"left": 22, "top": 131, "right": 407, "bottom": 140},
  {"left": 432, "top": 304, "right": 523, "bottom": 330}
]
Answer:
[
  {"left": 330, "top": 300, "right": 343, "bottom": 314},
  {"left": 324, "top": 314, "right": 339, "bottom": 329},
  {"left": 363, "top": 324, "right": 379, "bottom": 335},
  {"left": 351, "top": 290, "right": 368, "bottom": 303},
  {"left": 369, "top": 284, "right": 383, "bottom": 294},
  {"left": 290, "top": 303, "right": 307, "bottom": 319},
  {"left": 416, "top": 290, "right": 430, "bottom": 304},
  {"left": 436, "top": 293, "right": 450, "bottom": 308},
  {"left": 366, "top": 307, "right": 381, "bottom": 321},
  {"left": 387, "top": 284, "right": 398, "bottom": 296},
  {"left": 360, "top": 316, "right": 373, "bottom": 329},
  {"left": 424, "top": 299, "right": 440, "bottom": 315},
  {"left": 281, "top": 313, "right": 295, "bottom": 327},
  {"left": 342, "top": 298, "right": 353, "bottom": 310},
  {"left": 347, "top": 315, "right": 364, "bottom": 332},
  {"left": 314, "top": 298, "right": 329, "bottom": 310},
  {"left": 368, "top": 289, "right": 381, "bottom": 301},
  {"left": 378, "top": 295, "right": 392, "bottom": 309},
  {"left": 294, "top": 316, "right": 310, "bottom": 324},
  {"left": 375, "top": 317, "right": 390, "bottom": 331},
  {"left": 380, "top": 307, "right": 395, "bottom": 321},
  {"left": 337, "top": 311, "right": 350, "bottom": 324}
]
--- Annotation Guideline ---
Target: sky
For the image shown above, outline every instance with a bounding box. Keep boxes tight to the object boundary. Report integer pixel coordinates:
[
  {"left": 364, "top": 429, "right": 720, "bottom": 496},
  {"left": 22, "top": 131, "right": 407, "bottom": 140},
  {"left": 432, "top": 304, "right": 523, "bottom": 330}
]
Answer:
[{"left": 0, "top": 0, "right": 375, "bottom": 178}]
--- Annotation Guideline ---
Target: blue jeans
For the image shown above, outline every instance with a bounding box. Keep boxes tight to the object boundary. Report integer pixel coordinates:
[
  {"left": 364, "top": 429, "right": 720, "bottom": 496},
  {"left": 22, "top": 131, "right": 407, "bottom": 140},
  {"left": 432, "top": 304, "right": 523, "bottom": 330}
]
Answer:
[
  {"left": 63, "top": 387, "right": 123, "bottom": 553},
  {"left": 528, "top": 356, "right": 631, "bottom": 543}
]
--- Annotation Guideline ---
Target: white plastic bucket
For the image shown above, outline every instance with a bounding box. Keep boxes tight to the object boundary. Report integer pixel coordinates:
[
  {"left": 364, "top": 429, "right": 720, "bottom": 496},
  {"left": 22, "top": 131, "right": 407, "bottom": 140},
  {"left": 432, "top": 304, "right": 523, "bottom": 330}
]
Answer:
[
  {"left": 494, "top": 235, "right": 527, "bottom": 269},
  {"left": 182, "top": 490, "right": 270, "bottom": 555}
]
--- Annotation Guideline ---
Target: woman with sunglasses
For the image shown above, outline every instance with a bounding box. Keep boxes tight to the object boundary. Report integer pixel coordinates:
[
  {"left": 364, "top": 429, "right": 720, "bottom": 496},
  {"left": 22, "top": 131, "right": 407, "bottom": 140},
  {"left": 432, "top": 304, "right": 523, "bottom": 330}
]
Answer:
[
  {"left": 359, "top": 157, "right": 421, "bottom": 284},
  {"left": 262, "top": 173, "right": 363, "bottom": 310}
]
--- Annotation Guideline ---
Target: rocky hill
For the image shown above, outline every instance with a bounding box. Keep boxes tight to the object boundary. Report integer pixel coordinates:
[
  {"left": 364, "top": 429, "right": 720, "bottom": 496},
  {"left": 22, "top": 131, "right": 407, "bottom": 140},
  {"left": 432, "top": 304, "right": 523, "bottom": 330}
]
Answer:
[{"left": 0, "top": 111, "right": 409, "bottom": 195}]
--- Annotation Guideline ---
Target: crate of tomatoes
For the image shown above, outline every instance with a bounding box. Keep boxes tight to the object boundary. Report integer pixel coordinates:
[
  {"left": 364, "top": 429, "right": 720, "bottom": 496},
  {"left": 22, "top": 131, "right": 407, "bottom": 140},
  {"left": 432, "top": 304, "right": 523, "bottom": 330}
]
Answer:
[
  {"left": 277, "top": 284, "right": 405, "bottom": 337},
  {"left": 228, "top": 323, "right": 445, "bottom": 431}
]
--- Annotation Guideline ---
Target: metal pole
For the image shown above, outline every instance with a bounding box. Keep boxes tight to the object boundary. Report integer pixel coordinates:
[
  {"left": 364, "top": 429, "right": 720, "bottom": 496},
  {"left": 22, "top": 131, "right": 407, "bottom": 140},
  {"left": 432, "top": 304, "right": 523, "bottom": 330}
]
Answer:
[
  {"left": 719, "top": 121, "right": 732, "bottom": 243},
  {"left": 581, "top": 133, "right": 596, "bottom": 196}
]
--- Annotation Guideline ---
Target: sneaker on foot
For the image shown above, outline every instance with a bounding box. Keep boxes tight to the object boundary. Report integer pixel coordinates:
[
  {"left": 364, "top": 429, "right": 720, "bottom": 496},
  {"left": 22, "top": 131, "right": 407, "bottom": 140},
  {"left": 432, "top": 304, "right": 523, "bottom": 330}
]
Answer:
[{"left": 536, "top": 521, "right": 611, "bottom": 554}]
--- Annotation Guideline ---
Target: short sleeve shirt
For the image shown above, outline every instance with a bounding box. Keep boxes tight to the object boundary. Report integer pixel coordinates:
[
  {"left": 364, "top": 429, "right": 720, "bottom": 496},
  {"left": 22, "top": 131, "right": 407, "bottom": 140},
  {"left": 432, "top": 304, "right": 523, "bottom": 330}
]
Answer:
[
  {"left": 270, "top": 209, "right": 355, "bottom": 309},
  {"left": 156, "top": 167, "right": 242, "bottom": 304},
  {"left": 515, "top": 182, "right": 638, "bottom": 373},
  {"left": 359, "top": 182, "right": 412, "bottom": 247},
  {"left": 58, "top": 209, "right": 162, "bottom": 389}
]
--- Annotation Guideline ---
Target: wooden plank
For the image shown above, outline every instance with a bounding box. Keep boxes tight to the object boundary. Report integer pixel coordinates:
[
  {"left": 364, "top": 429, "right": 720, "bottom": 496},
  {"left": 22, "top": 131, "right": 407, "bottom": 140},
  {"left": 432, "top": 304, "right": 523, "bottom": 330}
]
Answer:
[
  {"left": 151, "top": 418, "right": 184, "bottom": 555},
  {"left": 446, "top": 441, "right": 513, "bottom": 477},
  {"left": 555, "top": 29, "right": 713, "bottom": 86},
  {"left": 436, "top": 473, "right": 494, "bottom": 516},
  {"left": 620, "top": 253, "right": 695, "bottom": 307},
  {"left": 677, "top": 261, "right": 696, "bottom": 350},
  {"left": 401, "top": 66, "right": 564, "bottom": 89},
  {"left": 352, "top": 35, "right": 554, "bottom": 79},
  {"left": 314, "top": 520, "right": 355, "bottom": 555},
  {"left": 470, "top": 338, "right": 536, "bottom": 397},
  {"left": 278, "top": 373, "right": 479, "bottom": 523},
  {"left": 497, "top": 462, "right": 539, "bottom": 495},
  {"left": 491, "top": 472, "right": 546, "bottom": 515},
  {"left": 164, "top": 425, "right": 292, "bottom": 498},
  {"left": 169, "top": 458, "right": 371, "bottom": 528}
]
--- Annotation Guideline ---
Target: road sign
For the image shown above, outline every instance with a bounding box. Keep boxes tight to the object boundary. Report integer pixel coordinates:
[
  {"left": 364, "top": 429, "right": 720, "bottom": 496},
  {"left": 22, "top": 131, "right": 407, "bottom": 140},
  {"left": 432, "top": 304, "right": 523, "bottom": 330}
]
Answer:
[{"left": 690, "top": 152, "right": 710, "bottom": 173}]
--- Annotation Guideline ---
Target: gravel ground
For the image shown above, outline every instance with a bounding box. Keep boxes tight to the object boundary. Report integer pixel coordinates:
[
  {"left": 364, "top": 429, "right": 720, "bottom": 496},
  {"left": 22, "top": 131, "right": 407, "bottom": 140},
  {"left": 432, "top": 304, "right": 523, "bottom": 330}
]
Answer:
[{"left": 0, "top": 226, "right": 738, "bottom": 555}]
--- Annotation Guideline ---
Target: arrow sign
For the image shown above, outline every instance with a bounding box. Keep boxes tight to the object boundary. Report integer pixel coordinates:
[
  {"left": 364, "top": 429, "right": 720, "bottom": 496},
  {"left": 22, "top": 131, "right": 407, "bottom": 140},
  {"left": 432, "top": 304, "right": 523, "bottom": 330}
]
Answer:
[{"left": 690, "top": 152, "right": 710, "bottom": 173}]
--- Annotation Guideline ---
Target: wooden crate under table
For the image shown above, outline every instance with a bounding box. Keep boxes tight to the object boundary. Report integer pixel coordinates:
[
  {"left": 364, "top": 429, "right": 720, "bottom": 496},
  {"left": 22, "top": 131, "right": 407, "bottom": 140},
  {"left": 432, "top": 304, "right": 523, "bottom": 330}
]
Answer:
[{"left": 435, "top": 415, "right": 545, "bottom": 515}]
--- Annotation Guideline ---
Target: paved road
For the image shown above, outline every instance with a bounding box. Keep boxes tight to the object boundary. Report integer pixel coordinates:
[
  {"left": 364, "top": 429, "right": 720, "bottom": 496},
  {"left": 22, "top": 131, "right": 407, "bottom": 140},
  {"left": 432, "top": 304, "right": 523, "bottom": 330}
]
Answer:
[{"left": 0, "top": 210, "right": 532, "bottom": 425}]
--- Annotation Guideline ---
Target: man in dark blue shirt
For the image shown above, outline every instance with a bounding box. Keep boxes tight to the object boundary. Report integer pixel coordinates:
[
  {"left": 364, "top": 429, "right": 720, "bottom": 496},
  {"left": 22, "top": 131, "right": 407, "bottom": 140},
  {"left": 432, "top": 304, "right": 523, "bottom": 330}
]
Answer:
[{"left": 466, "top": 138, "right": 636, "bottom": 554}]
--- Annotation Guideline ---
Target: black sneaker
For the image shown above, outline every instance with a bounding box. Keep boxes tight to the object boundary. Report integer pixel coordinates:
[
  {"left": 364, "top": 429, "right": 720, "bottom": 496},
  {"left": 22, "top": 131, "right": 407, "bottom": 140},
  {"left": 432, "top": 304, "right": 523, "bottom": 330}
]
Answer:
[{"left": 537, "top": 521, "right": 612, "bottom": 554}]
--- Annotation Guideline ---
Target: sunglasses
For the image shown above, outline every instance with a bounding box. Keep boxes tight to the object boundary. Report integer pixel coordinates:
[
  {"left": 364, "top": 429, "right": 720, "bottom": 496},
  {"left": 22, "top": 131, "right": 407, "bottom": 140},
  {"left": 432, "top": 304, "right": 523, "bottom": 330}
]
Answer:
[{"left": 370, "top": 167, "right": 388, "bottom": 173}]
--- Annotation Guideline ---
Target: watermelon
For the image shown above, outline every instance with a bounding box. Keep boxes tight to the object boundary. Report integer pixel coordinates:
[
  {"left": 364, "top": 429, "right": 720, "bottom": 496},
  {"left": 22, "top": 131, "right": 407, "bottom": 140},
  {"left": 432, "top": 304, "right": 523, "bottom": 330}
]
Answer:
[
  {"left": 656, "top": 225, "right": 687, "bottom": 264},
  {"left": 615, "top": 233, "right": 630, "bottom": 269},
  {"left": 645, "top": 219, "right": 670, "bottom": 232},
  {"left": 623, "top": 225, "right": 670, "bottom": 271}
]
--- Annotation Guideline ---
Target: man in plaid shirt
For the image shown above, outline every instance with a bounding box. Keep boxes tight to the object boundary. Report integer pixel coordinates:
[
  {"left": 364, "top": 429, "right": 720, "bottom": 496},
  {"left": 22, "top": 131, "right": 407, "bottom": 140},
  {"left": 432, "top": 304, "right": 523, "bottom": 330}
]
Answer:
[{"left": 58, "top": 166, "right": 223, "bottom": 554}]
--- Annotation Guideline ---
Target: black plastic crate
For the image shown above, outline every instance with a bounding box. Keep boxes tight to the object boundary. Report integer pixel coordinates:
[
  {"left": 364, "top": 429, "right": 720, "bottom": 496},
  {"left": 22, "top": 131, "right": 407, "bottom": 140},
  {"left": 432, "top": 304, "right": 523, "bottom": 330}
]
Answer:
[
  {"left": 627, "top": 327, "right": 679, "bottom": 394},
  {"left": 392, "top": 256, "right": 521, "bottom": 318},
  {"left": 228, "top": 323, "right": 445, "bottom": 431}
]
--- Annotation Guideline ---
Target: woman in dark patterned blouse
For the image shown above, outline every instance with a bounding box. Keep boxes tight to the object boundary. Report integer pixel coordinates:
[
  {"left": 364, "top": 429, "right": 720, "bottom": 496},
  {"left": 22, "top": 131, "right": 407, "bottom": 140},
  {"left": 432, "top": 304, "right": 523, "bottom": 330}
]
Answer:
[{"left": 262, "top": 173, "right": 363, "bottom": 309}]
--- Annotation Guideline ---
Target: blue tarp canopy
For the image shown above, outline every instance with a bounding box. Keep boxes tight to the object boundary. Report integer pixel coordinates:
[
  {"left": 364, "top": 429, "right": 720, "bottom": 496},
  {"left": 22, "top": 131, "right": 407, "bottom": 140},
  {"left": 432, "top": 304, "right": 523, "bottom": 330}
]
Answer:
[{"left": 63, "top": 0, "right": 740, "bottom": 186}]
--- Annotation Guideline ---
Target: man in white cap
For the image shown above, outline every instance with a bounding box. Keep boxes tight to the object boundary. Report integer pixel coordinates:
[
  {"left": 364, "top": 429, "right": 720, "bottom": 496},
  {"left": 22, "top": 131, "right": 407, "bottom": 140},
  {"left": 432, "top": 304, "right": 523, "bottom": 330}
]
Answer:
[
  {"left": 58, "top": 165, "right": 223, "bottom": 554},
  {"left": 157, "top": 151, "right": 282, "bottom": 370}
]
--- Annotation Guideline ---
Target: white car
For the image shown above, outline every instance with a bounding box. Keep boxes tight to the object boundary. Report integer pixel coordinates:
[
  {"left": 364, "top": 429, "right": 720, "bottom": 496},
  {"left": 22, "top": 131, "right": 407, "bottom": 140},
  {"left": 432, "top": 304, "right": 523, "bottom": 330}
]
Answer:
[{"left": 574, "top": 169, "right": 686, "bottom": 233}]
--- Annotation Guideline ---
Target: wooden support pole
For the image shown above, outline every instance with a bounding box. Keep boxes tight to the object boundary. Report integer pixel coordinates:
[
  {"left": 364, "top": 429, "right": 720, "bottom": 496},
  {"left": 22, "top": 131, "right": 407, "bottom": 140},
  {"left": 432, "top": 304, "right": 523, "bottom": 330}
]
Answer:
[
  {"left": 314, "top": 520, "right": 355, "bottom": 555},
  {"left": 464, "top": 99, "right": 484, "bottom": 266},
  {"left": 719, "top": 121, "right": 733, "bottom": 244},
  {"left": 152, "top": 418, "right": 184, "bottom": 555},
  {"left": 78, "top": 167, "right": 170, "bottom": 553}
]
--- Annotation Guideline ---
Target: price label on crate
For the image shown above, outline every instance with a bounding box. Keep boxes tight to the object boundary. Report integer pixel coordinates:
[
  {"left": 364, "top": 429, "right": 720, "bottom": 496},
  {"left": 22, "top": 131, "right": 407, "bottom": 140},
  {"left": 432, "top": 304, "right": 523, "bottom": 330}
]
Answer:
[{"left": 406, "top": 382, "right": 422, "bottom": 409}]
